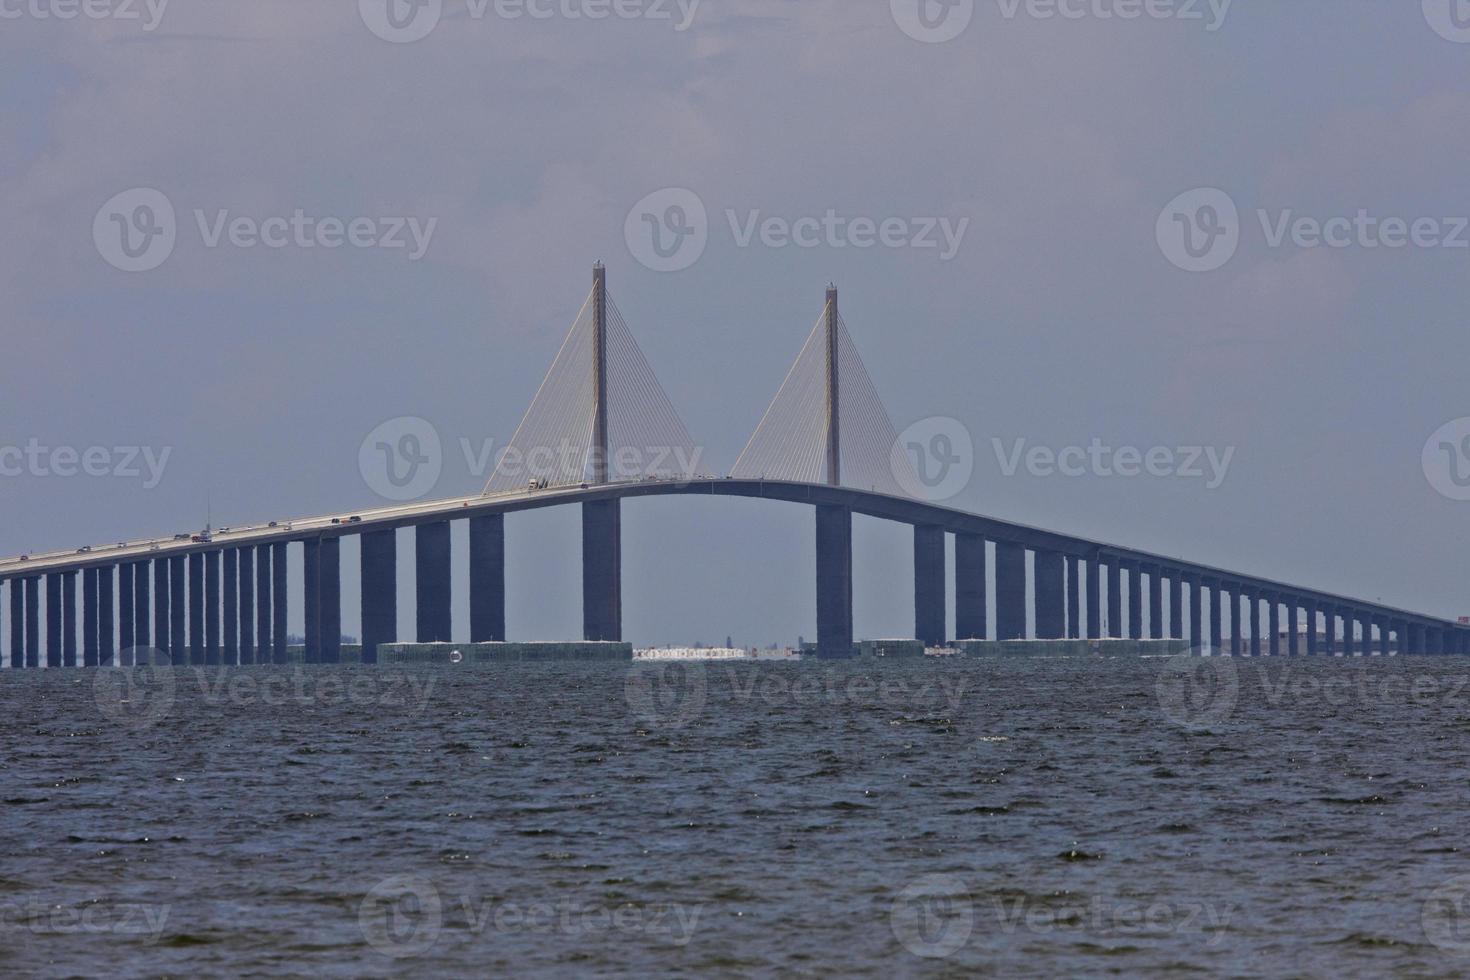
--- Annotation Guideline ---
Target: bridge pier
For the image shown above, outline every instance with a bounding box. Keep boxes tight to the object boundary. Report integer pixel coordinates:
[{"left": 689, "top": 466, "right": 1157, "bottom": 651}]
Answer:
[
  {"left": 205, "top": 551, "right": 220, "bottom": 665},
  {"left": 1378, "top": 616, "right": 1390, "bottom": 657},
  {"left": 1125, "top": 561, "right": 1141, "bottom": 640},
  {"left": 814, "top": 505, "right": 853, "bottom": 656},
  {"left": 132, "top": 563, "right": 149, "bottom": 664},
  {"left": 1147, "top": 565, "right": 1162, "bottom": 640},
  {"left": 995, "top": 541, "right": 1026, "bottom": 641},
  {"left": 1105, "top": 559, "right": 1121, "bottom": 639},
  {"left": 1287, "top": 601, "right": 1300, "bottom": 657},
  {"left": 1268, "top": 595, "right": 1281, "bottom": 657},
  {"left": 61, "top": 571, "right": 77, "bottom": 667},
  {"left": 272, "top": 542, "right": 288, "bottom": 664},
  {"left": 9, "top": 580, "right": 22, "bottom": 667},
  {"left": 1187, "top": 574, "right": 1202, "bottom": 651},
  {"left": 1324, "top": 608, "right": 1339, "bottom": 656},
  {"left": 1034, "top": 549, "right": 1065, "bottom": 640},
  {"left": 1226, "top": 586, "right": 1241, "bottom": 656},
  {"left": 914, "top": 525, "right": 946, "bottom": 646},
  {"left": 224, "top": 550, "right": 238, "bottom": 665},
  {"left": 417, "top": 521, "right": 453, "bottom": 643},
  {"left": 98, "top": 565, "right": 114, "bottom": 666},
  {"left": 188, "top": 553, "right": 204, "bottom": 665},
  {"left": 303, "top": 538, "right": 320, "bottom": 661},
  {"left": 45, "top": 573, "right": 62, "bottom": 668},
  {"left": 239, "top": 548, "right": 255, "bottom": 664},
  {"left": 1169, "top": 570, "right": 1184, "bottom": 643},
  {"left": 1203, "top": 579, "right": 1219, "bottom": 654},
  {"left": 470, "top": 515, "right": 506, "bottom": 643},
  {"left": 256, "top": 545, "right": 273, "bottom": 664},
  {"left": 955, "top": 533, "right": 986, "bottom": 641},
  {"left": 362, "top": 529, "right": 397, "bottom": 663},
  {"left": 321, "top": 538, "right": 341, "bottom": 663},
  {"left": 1066, "top": 557, "right": 1080, "bottom": 638},
  {"left": 583, "top": 503, "right": 623, "bottom": 643},
  {"left": 1085, "top": 556, "right": 1101, "bottom": 639},
  {"left": 24, "top": 577, "right": 39, "bottom": 668},
  {"left": 168, "top": 556, "right": 185, "bottom": 661},
  {"left": 84, "top": 568, "right": 99, "bottom": 667}
]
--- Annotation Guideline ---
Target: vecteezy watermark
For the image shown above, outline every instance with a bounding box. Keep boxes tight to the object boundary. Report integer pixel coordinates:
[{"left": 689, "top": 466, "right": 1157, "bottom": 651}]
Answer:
[
  {"left": 991, "top": 438, "right": 1235, "bottom": 489},
  {"left": 360, "top": 417, "right": 444, "bottom": 502},
  {"left": 93, "top": 656, "right": 439, "bottom": 733},
  {"left": 624, "top": 188, "right": 969, "bottom": 272},
  {"left": 358, "top": 415, "right": 708, "bottom": 501},
  {"left": 94, "top": 188, "right": 437, "bottom": 272},
  {"left": 625, "top": 662, "right": 971, "bottom": 729},
  {"left": 1155, "top": 652, "right": 1239, "bottom": 729},
  {"left": 358, "top": 0, "right": 701, "bottom": 43},
  {"left": 0, "top": 899, "right": 171, "bottom": 941},
  {"left": 1423, "top": 418, "right": 1470, "bottom": 501},
  {"left": 1158, "top": 187, "right": 1470, "bottom": 273},
  {"left": 1424, "top": 874, "right": 1470, "bottom": 954},
  {"left": 892, "top": 876, "right": 1235, "bottom": 959},
  {"left": 1423, "top": 0, "right": 1470, "bottom": 43},
  {"left": 891, "top": 0, "right": 1231, "bottom": 43},
  {"left": 358, "top": 875, "right": 702, "bottom": 957},
  {"left": 892, "top": 417, "right": 975, "bottom": 502},
  {"left": 0, "top": 439, "right": 171, "bottom": 488},
  {"left": 0, "top": 0, "right": 169, "bottom": 30}
]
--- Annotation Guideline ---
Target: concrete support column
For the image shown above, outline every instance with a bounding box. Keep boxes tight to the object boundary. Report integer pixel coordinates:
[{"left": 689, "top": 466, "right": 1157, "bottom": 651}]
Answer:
[
  {"left": 1343, "top": 611, "right": 1357, "bottom": 657},
  {"left": 1211, "top": 578, "right": 1223, "bottom": 655},
  {"left": 417, "top": 521, "right": 453, "bottom": 644},
  {"left": 98, "top": 565, "right": 114, "bottom": 667},
  {"left": 1302, "top": 602, "right": 1316, "bottom": 656},
  {"left": 814, "top": 505, "right": 853, "bottom": 656},
  {"left": 1085, "top": 556, "right": 1101, "bottom": 640},
  {"left": 1228, "top": 590, "right": 1240, "bottom": 658},
  {"left": 1066, "top": 557, "right": 1080, "bottom": 638},
  {"left": 169, "top": 556, "right": 185, "bottom": 662},
  {"left": 955, "top": 533, "right": 986, "bottom": 641},
  {"left": 1323, "top": 608, "right": 1337, "bottom": 656},
  {"left": 205, "top": 551, "right": 220, "bottom": 666},
  {"left": 321, "top": 538, "right": 341, "bottom": 663},
  {"left": 582, "top": 504, "right": 621, "bottom": 644},
  {"left": 1268, "top": 596, "right": 1281, "bottom": 657},
  {"left": 470, "top": 515, "right": 506, "bottom": 643},
  {"left": 223, "top": 550, "right": 238, "bottom": 665},
  {"left": 10, "top": 579, "right": 24, "bottom": 667},
  {"left": 1034, "top": 549, "right": 1065, "bottom": 641},
  {"left": 24, "top": 578, "right": 40, "bottom": 668},
  {"left": 238, "top": 548, "right": 255, "bottom": 664},
  {"left": 1125, "top": 562, "right": 1142, "bottom": 641},
  {"left": 255, "top": 545, "right": 273, "bottom": 664},
  {"left": 84, "top": 568, "right": 99, "bottom": 667},
  {"left": 1170, "top": 571, "right": 1184, "bottom": 643},
  {"left": 188, "top": 553, "right": 204, "bottom": 665},
  {"left": 1429, "top": 627, "right": 1445, "bottom": 656},
  {"left": 272, "top": 542, "right": 288, "bottom": 664},
  {"left": 303, "top": 538, "right": 320, "bottom": 662},
  {"left": 995, "top": 541, "right": 1026, "bottom": 641},
  {"left": 132, "top": 564, "right": 150, "bottom": 663},
  {"left": 60, "top": 571, "right": 77, "bottom": 667},
  {"left": 1378, "top": 617, "right": 1391, "bottom": 657},
  {"left": 1288, "top": 601, "right": 1300, "bottom": 657},
  {"left": 361, "top": 529, "right": 397, "bottom": 664},
  {"left": 1187, "top": 575, "right": 1202, "bottom": 651},
  {"left": 914, "top": 525, "right": 946, "bottom": 646},
  {"left": 1251, "top": 593, "right": 1265, "bottom": 657},
  {"left": 46, "top": 573, "right": 62, "bottom": 668},
  {"left": 1147, "top": 565, "right": 1163, "bottom": 640},
  {"left": 1105, "top": 560, "right": 1122, "bottom": 639}
]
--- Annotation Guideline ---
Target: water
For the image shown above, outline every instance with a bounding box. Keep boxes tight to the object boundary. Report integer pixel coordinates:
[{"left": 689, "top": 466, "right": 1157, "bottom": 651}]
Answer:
[{"left": 4, "top": 655, "right": 1470, "bottom": 977}]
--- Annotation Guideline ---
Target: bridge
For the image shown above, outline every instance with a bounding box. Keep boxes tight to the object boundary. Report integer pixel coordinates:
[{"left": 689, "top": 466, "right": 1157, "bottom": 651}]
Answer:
[{"left": 1, "top": 264, "right": 1465, "bottom": 666}]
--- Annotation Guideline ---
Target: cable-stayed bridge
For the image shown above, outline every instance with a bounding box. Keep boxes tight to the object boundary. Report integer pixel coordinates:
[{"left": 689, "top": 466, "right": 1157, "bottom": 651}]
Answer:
[{"left": 0, "top": 264, "right": 1464, "bottom": 665}]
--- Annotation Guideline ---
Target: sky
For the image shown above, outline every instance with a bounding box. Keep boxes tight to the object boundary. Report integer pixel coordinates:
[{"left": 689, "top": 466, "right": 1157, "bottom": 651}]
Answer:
[{"left": 3, "top": 0, "right": 1470, "bottom": 648}]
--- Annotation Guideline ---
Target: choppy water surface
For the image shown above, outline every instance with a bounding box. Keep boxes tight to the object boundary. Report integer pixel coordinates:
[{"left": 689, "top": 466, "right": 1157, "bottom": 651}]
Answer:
[{"left": 4, "top": 655, "right": 1470, "bottom": 977}]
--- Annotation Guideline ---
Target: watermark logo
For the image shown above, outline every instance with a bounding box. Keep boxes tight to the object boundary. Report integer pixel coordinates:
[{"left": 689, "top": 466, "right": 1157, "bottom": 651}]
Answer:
[
  {"left": 893, "top": 417, "right": 974, "bottom": 502},
  {"left": 359, "top": 0, "right": 442, "bottom": 43},
  {"left": 1423, "top": 0, "right": 1470, "bottom": 43},
  {"left": 890, "top": 874, "right": 974, "bottom": 958},
  {"left": 94, "top": 188, "right": 176, "bottom": 273},
  {"left": 996, "top": 0, "right": 1231, "bottom": 30},
  {"left": 991, "top": 438, "right": 1234, "bottom": 489},
  {"left": 360, "top": 416, "right": 443, "bottom": 501},
  {"left": 93, "top": 649, "right": 176, "bottom": 733},
  {"left": 1157, "top": 187, "right": 1239, "bottom": 273},
  {"left": 1156, "top": 652, "right": 1239, "bottom": 729},
  {"left": 1424, "top": 874, "right": 1470, "bottom": 953},
  {"left": 625, "top": 188, "right": 708, "bottom": 273},
  {"left": 624, "top": 662, "right": 707, "bottom": 728},
  {"left": 1423, "top": 418, "right": 1470, "bottom": 501},
  {"left": 0, "top": 440, "right": 171, "bottom": 488},
  {"left": 359, "top": 874, "right": 443, "bottom": 957},
  {"left": 891, "top": 0, "right": 974, "bottom": 43},
  {"left": 0, "top": 0, "right": 170, "bottom": 30},
  {"left": 727, "top": 209, "right": 968, "bottom": 261}
]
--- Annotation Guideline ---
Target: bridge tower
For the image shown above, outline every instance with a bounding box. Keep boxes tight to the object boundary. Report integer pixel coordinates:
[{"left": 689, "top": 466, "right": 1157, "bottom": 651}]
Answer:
[{"left": 584, "top": 262, "right": 622, "bottom": 641}]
